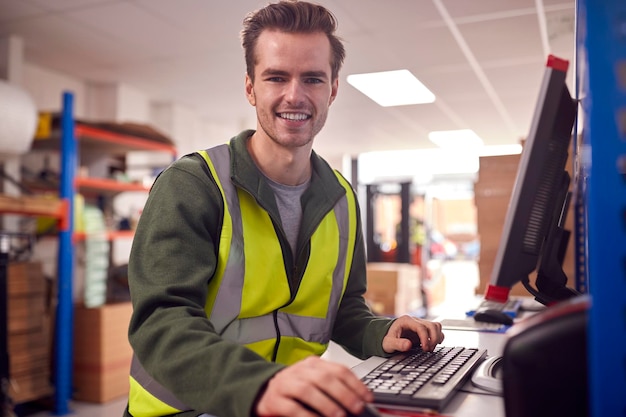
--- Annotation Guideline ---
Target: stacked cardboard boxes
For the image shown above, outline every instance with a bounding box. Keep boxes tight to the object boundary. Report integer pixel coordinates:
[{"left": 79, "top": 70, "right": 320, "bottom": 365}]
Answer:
[
  {"left": 73, "top": 302, "right": 133, "bottom": 403},
  {"left": 7, "top": 261, "right": 53, "bottom": 404},
  {"left": 365, "top": 263, "right": 423, "bottom": 317},
  {"left": 475, "top": 154, "right": 576, "bottom": 297},
  {"left": 475, "top": 154, "right": 521, "bottom": 295}
]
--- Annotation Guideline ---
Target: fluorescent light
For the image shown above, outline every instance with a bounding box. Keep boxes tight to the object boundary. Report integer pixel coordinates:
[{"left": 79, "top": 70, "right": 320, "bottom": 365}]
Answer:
[
  {"left": 358, "top": 148, "right": 479, "bottom": 184},
  {"left": 478, "top": 144, "right": 523, "bottom": 156},
  {"left": 346, "top": 69, "right": 435, "bottom": 107},
  {"left": 428, "top": 129, "right": 483, "bottom": 149}
]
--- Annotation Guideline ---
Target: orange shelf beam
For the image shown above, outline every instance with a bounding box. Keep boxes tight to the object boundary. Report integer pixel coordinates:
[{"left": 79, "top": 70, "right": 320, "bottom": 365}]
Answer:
[
  {"left": 0, "top": 194, "right": 68, "bottom": 222},
  {"left": 75, "top": 177, "right": 150, "bottom": 193},
  {"left": 74, "top": 125, "right": 176, "bottom": 154}
]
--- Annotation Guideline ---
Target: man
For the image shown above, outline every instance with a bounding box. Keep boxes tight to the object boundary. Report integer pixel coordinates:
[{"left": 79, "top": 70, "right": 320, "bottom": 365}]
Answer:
[{"left": 124, "top": 1, "right": 444, "bottom": 416}]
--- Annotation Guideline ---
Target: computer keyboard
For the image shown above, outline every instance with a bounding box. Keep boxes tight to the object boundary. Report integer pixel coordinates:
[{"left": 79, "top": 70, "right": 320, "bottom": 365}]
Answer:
[
  {"left": 468, "top": 298, "right": 522, "bottom": 318},
  {"left": 361, "top": 346, "right": 487, "bottom": 411}
]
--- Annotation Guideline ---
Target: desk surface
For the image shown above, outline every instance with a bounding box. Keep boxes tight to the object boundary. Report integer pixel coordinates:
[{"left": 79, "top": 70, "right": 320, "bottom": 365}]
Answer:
[{"left": 323, "top": 327, "right": 509, "bottom": 417}]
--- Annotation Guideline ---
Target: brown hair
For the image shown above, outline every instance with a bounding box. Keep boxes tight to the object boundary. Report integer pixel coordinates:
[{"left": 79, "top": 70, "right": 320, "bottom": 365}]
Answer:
[{"left": 241, "top": 0, "right": 346, "bottom": 83}]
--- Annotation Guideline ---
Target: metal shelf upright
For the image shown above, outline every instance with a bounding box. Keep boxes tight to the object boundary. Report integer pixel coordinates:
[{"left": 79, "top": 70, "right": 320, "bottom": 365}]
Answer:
[
  {"left": 55, "top": 91, "right": 76, "bottom": 415},
  {"left": 576, "top": 0, "right": 626, "bottom": 415}
]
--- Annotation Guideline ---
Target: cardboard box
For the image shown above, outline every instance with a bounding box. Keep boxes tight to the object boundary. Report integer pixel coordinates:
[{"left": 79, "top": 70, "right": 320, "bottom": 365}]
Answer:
[
  {"left": 9, "top": 369, "right": 53, "bottom": 404},
  {"left": 365, "top": 263, "right": 423, "bottom": 316},
  {"left": 7, "top": 293, "right": 47, "bottom": 333},
  {"left": 6, "top": 262, "right": 53, "bottom": 405},
  {"left": 73, "top": 302, "right": 133, "bottom": 403},
  {"left": 7, "top": 261, "right": 47, "bottom": 296},
  {"left": 477, "top": 154, "right": 521, "bottom": 172},
  {"left": 422, "top": 260, "right": 447, "bottom": 308},
  {"left": 474, "top": 154, "right": 576, "bottom": 297}
]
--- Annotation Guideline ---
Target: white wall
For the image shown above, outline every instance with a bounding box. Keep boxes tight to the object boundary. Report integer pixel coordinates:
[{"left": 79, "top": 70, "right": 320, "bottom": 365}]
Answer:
[
  {"left": 20, "top": 63, "right": 240, "bottom": 152},
  {"left": 150, "top": 101, "right": 234, "bottom": 155},
  {"left": 85, "top": 82, "right": 153, "bottom": 123},
  {"left": 22, "top": 63, "right": 87, "bottom": 118}
]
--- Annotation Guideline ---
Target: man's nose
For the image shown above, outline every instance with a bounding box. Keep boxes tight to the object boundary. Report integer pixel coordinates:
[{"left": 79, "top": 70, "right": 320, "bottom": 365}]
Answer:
[{"left": 284, "top": 79, "right": 305, "bottom": 103}]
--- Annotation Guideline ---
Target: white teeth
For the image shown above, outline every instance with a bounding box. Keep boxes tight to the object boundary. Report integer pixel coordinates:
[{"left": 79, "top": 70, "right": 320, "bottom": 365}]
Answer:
[{"left": 279, "top": 113, "right": 309, "bottom": 121}]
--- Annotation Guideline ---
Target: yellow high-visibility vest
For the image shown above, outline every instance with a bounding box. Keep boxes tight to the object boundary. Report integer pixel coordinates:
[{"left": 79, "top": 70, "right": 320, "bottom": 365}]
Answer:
[{"left": 128, "top": 144, "right": 358, "bottom": 417}]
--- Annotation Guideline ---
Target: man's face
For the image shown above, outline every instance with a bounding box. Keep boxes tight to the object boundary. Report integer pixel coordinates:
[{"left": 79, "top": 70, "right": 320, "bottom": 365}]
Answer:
[{"left": 245, "top": 30, "right": 338, "bottom": 150}]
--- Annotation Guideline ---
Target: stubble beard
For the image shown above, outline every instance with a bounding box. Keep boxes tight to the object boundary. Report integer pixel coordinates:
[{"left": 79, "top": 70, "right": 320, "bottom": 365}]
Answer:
[{"left": 257, "top": 107, "right": 329, "bottom": 151}]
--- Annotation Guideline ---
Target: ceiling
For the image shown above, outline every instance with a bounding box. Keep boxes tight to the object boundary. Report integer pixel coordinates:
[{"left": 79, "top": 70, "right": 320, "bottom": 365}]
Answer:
[{"left": 0, "top": 0, "right": 576, "bottom": 163}]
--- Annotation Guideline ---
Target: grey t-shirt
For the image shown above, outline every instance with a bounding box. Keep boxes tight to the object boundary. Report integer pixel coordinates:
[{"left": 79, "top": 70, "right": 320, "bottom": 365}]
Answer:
[{"left": 266, "top": 176, "right": 310, "bottom": 256}]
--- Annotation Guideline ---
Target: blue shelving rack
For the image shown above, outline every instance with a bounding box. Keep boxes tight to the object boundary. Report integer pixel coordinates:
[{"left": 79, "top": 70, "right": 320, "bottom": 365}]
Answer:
[
  {"left": 577, "top": 1, "right": 626, "bottom": 415},
  {"left": 54, "top": 91, "right": 76, "bottom": 415}
]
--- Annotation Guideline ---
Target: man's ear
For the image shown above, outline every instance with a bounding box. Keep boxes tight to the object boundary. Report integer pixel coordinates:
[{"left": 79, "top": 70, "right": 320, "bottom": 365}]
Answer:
[
  {"left": 329, "top": 78, "right": 339, "bottom": 106},
  {"left": 245, "top": 73, "right": 256, "bottom": 106}
]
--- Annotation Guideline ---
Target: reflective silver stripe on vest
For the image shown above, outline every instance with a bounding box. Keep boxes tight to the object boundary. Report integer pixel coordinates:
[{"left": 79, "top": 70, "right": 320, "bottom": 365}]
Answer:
[
  {"left": 206, "top": 145, "right": 246, "bottom": 333},
  {"left": 130, "top": 354, "right": 190, "bottom": 411},
  {"left": 218, "top": 311, "right": 335, "bottom": 345},
  {"left": 206, "top": 145, "right": 350, "bottom": 346},
  {"left": 323, "top": 195, "right": 351, "bottom": 329},
  {"left": 276, "top": 312, "right": 333, "bottom": 342}
]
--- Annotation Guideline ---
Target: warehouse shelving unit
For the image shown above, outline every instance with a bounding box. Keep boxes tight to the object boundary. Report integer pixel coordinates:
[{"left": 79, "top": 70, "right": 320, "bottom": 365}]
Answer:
[
  {"left": 0, "top": 160, "right": 69, "bottom": 416},
  {"left": 26, "top": 91, "right": 177, "bottom": 414}
]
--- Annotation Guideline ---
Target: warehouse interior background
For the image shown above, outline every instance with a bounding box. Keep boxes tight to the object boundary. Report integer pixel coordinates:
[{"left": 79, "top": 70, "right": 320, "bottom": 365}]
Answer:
[{"left": 0, "top": 0, "right": 577, "bottom": 415}]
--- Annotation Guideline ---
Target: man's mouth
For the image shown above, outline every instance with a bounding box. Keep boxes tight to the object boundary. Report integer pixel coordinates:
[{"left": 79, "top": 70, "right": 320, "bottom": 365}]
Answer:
[{"left": 277, "top": 112, "right": 311, "bottom": 121}]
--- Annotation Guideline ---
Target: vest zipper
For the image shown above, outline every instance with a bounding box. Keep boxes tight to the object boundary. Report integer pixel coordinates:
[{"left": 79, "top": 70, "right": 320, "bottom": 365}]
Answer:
[{"left": 271, "top": 310, "right": 281, "bottom": 362}]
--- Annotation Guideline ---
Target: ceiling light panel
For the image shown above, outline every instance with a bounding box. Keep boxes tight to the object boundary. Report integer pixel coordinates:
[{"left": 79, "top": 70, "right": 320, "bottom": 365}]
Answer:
[
  {"left": 428, "top": 129, "right": 484, "bottom": 149},
  {"left": 346, "top": 69, "right": 436, "bottom": 107}
]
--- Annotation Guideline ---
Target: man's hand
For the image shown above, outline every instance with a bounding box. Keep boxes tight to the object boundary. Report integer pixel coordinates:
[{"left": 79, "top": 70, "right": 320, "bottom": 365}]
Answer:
[
  {"left": 382, "top": 315, "right": 445, "bottom": 353},
  {"left": 255, "top": 356, "right": 373, "bottom": 417}
]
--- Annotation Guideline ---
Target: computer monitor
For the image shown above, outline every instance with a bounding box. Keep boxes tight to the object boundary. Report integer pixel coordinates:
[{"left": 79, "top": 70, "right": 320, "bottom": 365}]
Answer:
[{"left": 484, "top": 55, "right": 580, "bottom": 306}]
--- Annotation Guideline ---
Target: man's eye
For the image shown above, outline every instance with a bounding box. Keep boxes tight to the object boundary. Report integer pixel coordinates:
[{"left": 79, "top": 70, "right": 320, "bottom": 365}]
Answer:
[
  {"left": 305, "top": 78, "right": 323, "bottom": 84},
  {"left": 267, "top": 77, "right": 285, "bottom": 82}
]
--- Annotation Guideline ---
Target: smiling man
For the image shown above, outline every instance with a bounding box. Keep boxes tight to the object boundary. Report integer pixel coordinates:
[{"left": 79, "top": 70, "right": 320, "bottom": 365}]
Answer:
[{"left": 123, "top": 2, "right": 444, "bottom": 417}]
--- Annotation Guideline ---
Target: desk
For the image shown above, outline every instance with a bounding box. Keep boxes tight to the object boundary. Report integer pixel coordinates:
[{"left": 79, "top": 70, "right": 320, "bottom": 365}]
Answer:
[{"left": 322, "top": 328, "right": 509, "bottom": 417}]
